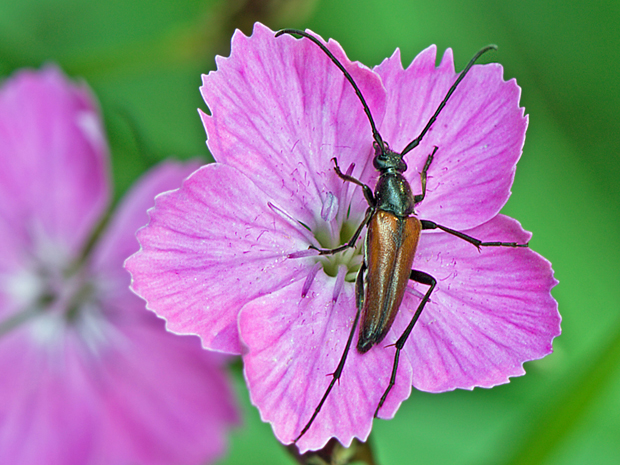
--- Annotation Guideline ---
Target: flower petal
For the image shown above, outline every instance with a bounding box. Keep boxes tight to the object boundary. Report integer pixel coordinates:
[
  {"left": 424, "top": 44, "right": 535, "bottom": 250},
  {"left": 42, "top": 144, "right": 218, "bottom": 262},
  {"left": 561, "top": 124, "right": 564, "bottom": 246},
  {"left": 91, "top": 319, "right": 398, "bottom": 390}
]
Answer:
[
  {"left": 375, "top": 47, "right": 527, "bottom": 229},
  {"left": 0, "top": 66, "right": 109, "bottom": 263},
  {"left": 240, "top": 272, "right": 412, "bottom": 453},
  {"left": 200, "top": 23, "right": 386, "bottom": 228},
  {"left": 388, "top": 215, "right": 559, "bottom": 392},
  {"left": 126, "top": 163, "right": 312, "bottom": 353},
  {"left": 0, "top": 327, "right": 95, "bottom": 464},
  {"left": 0, "top": 66, "right": 239, "bottom": 465},
  {"left": 0, "top": 313, "right": 239, "bottom": 465},
  {"left": 94, "top": 321, "right": 239, "bottom": 465},
  {"left": 94, "top": 159, "right": 201, "bottom": 279}
]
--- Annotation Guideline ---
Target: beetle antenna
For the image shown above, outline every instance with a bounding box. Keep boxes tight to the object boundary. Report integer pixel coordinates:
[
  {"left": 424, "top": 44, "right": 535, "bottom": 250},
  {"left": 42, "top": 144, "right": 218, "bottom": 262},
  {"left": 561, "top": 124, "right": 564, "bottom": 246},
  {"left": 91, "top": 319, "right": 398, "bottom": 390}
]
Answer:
[
  {"left": 400, "top": 45, "right": 497, "bottom": 156},
  {"left": 276, "top": 29, "right": 385, "bottom": 150}
]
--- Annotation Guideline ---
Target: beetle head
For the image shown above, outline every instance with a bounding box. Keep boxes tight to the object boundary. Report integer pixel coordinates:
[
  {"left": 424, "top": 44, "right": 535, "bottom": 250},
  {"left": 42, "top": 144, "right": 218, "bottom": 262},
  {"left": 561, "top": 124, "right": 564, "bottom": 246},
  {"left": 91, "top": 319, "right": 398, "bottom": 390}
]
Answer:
[{"left": 373, "top": 141, "right": 407, "bottom": 173}]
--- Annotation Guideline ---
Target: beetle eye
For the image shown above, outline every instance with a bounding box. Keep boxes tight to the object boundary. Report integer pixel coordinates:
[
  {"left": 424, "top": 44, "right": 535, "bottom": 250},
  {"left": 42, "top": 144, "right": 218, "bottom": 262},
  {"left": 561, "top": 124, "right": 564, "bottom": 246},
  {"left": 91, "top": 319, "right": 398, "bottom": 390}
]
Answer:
[{"left": 373, "top": 143, "right": 383, "bottom": 157}]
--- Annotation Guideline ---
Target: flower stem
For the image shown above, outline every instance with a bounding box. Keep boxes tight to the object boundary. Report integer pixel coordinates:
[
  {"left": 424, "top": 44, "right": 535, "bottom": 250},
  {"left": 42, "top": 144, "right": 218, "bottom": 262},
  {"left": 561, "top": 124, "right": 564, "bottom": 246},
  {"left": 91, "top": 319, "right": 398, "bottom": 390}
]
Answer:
[{"left": 286, "top": 437, "right": 378, "bottom": 465}]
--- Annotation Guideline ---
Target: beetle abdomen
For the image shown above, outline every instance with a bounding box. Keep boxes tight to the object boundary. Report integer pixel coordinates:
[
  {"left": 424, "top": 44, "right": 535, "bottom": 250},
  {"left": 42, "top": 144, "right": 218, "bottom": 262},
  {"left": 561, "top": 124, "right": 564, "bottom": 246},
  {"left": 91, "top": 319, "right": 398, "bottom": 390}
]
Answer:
[{"left": 357, "top": 211, "right": 421, "bottom": 353}]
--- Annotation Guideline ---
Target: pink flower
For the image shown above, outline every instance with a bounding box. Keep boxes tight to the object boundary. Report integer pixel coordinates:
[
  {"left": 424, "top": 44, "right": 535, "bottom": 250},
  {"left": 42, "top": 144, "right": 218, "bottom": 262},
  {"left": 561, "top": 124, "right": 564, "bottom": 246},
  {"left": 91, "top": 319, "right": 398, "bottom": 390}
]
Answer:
[
  {"left": 0, "top": 67, "right": 239, "bottom": 464},
  {"left": 125, "top": 23, "right": 560, "bottom": 452}
]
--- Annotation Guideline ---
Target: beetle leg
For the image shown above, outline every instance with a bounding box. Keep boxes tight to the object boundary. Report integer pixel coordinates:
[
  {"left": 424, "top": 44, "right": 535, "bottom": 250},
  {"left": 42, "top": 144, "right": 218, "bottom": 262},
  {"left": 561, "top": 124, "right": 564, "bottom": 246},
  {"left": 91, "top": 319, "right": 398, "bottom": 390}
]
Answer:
[
  {"left": 413, "top": 146, "right": 438, "bottom": 205},
  {"left": 420, "top": 220, "right": 529, "bottom": 249},
  {"left": 294, "top": 261, "right": 368, "bottom": 443},
  {"left": 374, "top": 270, "right": 436, "bottom": 417},
  {"left": 310, "top": 158, "right": 377, "bottom": 255},
  {"left": 312, "top": 206, "right": 375, "bottom": 255},
  {"left": 332, "top": 157, "right": 375, "bottom": 206}
]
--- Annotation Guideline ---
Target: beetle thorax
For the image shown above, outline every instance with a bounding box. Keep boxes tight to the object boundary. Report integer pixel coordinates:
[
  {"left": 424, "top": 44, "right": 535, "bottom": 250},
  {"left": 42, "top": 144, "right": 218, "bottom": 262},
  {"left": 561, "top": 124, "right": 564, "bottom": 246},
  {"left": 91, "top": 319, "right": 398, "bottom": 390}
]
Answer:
[
  {"left": 374, "top": 172, "right": 416, "bottom": 217},
  {"left": 372, "top": 142, "right": 415, "bottom": 217}
]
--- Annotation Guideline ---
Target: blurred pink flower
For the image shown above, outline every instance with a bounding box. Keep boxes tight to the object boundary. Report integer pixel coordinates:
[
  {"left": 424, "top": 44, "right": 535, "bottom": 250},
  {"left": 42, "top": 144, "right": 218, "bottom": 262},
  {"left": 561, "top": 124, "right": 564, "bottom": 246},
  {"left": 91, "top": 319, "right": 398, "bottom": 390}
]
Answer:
[
  {"left": 0, "top": 67, "right": 239, "bottom": 464},
  {"left": 126, "top": 23, "right": 560, "bottom": 452}
]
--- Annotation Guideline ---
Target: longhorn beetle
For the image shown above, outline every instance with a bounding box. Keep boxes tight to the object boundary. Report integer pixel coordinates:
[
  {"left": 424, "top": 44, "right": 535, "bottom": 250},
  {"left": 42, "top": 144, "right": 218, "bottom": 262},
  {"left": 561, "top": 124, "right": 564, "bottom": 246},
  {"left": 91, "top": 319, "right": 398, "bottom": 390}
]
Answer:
[{"left": 276, "top": 29, "right": 528, "bottom": 443}]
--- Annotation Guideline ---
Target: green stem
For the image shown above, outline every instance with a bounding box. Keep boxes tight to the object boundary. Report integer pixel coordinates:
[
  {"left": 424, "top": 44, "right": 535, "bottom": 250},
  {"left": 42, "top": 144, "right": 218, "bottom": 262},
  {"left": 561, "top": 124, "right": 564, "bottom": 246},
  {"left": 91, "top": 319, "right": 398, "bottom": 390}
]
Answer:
[{"left": 286, "top": 437, "right": 378, "bottom": 465}]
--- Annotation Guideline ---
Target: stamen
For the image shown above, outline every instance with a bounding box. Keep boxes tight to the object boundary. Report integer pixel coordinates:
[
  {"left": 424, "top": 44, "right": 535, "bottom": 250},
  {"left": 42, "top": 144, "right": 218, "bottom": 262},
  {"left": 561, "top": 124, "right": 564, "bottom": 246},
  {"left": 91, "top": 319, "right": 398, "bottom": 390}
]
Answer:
[
  {"left": 288, "top": 249, "right": 319, "bottom": 259},
  {"left": 320, "top": 192, "right": 338, "bottom": 222},
  {"left": 345, "top": 163, "right": 355, "bottom": 177},
  {"left": 333, "top": 163, "right": 357, "bottom": 227},
  {"left": 332, "top": 265, "right": 347, "bottom": 303},
  {"left": 405, "top": 285, "right": 427, "bottom": 301},
  {"left": 268, "top": 202, "right": 315, "bottom": 242},
  {"left": 301, "top": 262, "right": 322, "bottom": 298}
]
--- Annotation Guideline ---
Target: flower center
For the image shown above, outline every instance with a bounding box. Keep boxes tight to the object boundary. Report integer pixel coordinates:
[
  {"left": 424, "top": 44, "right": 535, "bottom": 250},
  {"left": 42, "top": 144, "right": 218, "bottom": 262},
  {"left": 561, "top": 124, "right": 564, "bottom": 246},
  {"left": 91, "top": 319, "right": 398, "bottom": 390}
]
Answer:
[
  {"left": 0, "top": 247, "right": 104, "bottom": 347},
  {"left": 313, "top": 218, "right": 364, "bottom": 282}
]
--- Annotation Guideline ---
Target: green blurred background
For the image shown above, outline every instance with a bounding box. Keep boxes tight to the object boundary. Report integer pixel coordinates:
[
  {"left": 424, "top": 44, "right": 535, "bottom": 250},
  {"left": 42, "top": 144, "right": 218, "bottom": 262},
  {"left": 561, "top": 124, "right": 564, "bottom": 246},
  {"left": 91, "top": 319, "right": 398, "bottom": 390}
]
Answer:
[{"left": 1, "top": 0, "right": 618, "bottom": 463}]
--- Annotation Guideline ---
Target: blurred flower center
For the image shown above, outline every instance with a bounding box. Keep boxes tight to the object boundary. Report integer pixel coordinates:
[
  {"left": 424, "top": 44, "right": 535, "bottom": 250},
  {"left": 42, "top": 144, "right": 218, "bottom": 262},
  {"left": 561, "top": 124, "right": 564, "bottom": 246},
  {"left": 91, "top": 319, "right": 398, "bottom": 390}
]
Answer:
[{"left": 1, "top": 242, "right": 107, "bottom": 350}]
